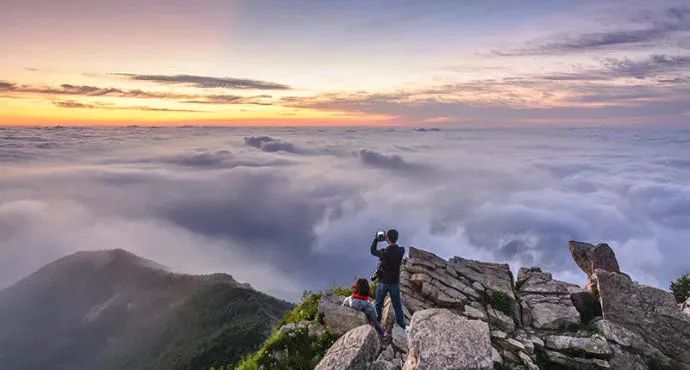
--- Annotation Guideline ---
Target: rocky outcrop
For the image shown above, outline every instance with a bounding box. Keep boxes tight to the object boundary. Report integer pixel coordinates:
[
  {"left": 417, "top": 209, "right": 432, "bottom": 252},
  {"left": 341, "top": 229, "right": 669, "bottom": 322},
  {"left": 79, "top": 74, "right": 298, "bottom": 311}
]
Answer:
[
  {"left": 319, "top": 292, "right": 368, "bottom": 336},
  {"left": 596, "top": 269, "right": 690, "bottom": 367},
  {"left": 403, "top": 308, "right": 492, "bottom": 370},
  {"left": 569, "top": 240, "right": 620, "bottom": 291},
  {"left": 315, "top": 324, "right": 381, "bottom": 370},
  {"left": 306, "top": 241, "right": 690, "bottom": 370},
  {"left": 516, "top": 267, "right": 582, "bottom": 331}
]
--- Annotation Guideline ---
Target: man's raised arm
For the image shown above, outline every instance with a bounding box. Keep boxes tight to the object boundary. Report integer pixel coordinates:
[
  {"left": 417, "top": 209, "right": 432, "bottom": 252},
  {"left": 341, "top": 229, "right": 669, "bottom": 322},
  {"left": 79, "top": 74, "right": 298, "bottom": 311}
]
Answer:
[{"left": 370, "top": 237, "right": 381, "bottom": 257}]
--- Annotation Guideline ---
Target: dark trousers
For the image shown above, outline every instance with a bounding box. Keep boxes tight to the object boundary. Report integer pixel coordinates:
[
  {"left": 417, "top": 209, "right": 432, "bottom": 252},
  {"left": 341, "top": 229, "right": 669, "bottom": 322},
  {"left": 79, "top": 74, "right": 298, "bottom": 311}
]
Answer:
[{"left": 375, "top": 282, "right": 406, "bottom": 328}]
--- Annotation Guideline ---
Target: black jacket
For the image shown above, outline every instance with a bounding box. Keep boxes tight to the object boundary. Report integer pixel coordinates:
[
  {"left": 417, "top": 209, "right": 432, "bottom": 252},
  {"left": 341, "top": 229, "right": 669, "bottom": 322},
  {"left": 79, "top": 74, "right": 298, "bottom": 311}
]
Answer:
[{"left": 370, "top": 239, "right": 405, "bottom": 284}]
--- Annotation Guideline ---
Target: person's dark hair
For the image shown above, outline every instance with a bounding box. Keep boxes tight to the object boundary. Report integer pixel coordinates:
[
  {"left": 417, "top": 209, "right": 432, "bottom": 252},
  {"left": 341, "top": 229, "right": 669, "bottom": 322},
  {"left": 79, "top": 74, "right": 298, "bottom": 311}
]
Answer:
[
  {"left": 386, "top": 229, "right": 399, "bottom": 243},
  {"left": 352, "top": 277, "right": 370, "bottom": 296}
]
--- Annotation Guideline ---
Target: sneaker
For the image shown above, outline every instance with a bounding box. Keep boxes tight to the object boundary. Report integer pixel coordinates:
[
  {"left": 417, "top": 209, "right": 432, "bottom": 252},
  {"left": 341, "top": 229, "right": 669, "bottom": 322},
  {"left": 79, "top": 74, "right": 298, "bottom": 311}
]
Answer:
[
  {"left": 382, "top": 332, "right": 391, "bottom": 341},
  {"left": 404, "top": 325, "right": 410, "bottom": 334}
]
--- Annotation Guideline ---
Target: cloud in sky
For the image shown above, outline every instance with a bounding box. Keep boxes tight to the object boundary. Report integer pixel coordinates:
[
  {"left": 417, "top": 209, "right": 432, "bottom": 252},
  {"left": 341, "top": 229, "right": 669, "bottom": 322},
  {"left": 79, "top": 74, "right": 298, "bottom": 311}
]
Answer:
[
  {"left": 2, "top": 2, "right": 690, "bottom": 125},
  {"left": 182, "top": 94, "right": 273, "bottom": 105},
  {"left": 498, "top": 6, "right": 690, "bottom": 55},
  {"left": 53, "top": 100, "right": 201, "bottom": 113},
  {"left": 114, "top": 73, "right": 291, "bottom": 90},
  {"left": 1, "top": 127, "right": 688, "bottom": 301},
  {"left": 0, "top": 81, "right": 16, "bottom": 90}
]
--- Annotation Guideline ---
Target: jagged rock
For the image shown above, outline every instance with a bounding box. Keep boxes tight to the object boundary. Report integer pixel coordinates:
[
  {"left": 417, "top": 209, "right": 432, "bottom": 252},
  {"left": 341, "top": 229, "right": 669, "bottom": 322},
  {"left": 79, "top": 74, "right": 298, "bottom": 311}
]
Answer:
[
  {"left": 491, "top": 346, "right": 503, "bottom": 365},
  {"left": 502, "top": 349, "right": 518, "bottom": 363},
  {"left": 447, "top": 256, "right": 515, "bottom": 300},
  {"left": 498, "top": 337, "right": 525, "bottom": 353},
  {"left": 520, "top": 294, "right": 580, "bottom": 330},
  {"left": 517, "top": 267, "right": 583, "bottom": 295},
  {"left": 403, "top": 308, "right": 492, "bottom": 370},
  {"left": 486, "top": 306, "right": 515, "bottom": 333},
  {"left": 597, "top": 319, "right": 674, "bottom": 366},
  {"left": 569, "top": 240, "right": 620, "bottom": 291},
  {"left": 596, "top": 269, "right": 690, "bottom": 366},
  {"left": 381, "top": 344, "right": 395, "bottom": 361},
  {"left": 517, "top": 267, "right": 581, "bottom": 330},
  {"left": 543, "top": 349, "right": 610, "bottom": 369},
  {"left": 570, "top": 291, "right": 602, "bottom": 323},
  {"left": 544, "top": 334, "right": 611, "bottom": 357},
  {"left": 529, "top": 335, "right": 544, "bottom": 349},
  {"left": 519, "top": 300, "right": 532, "bottom": 327},
  {"left": 315, "top": 325, "right": 381, "bottom": 370},
  {"left": 607, "top": 343, "right": 649, "bottom": 370},
  {"left": 513, "top": 330, "right": 536, "bottom": 355},
  {"left": 490, "top": 330, "right": 507, "bottom": 340},
  {"left": 373, "top": 358, "right": 397, "bottom": 370},
  {"left": 391, "top": 324, "right": 408, "bottom": 353},
  {"left": 518, "top": 351, "right": 539, "bottom": 370},
  {"left": 319, "top": 292, "right": 368, "bottom": 336},
  {"left": 392, "top": 357, "right": 403, "bottom": 368},
  {"left": 463, "top": 304, "right": 487, "bottom": 321}
]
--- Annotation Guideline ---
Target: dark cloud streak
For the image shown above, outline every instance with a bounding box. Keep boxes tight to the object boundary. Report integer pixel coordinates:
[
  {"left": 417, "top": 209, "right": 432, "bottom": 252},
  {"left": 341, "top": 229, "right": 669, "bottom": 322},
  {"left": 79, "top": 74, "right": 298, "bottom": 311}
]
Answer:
[
  {"left": 497, "top": 6, "right": 690, "bottom": 55},
  {"left": 114, "top": 73, "right": 291, "bottom": 90}
]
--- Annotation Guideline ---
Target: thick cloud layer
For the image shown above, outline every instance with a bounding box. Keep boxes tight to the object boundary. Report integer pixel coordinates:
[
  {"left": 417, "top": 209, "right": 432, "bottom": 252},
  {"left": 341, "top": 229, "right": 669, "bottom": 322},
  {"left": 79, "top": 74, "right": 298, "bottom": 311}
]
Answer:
[{"left": 1, "top": 126, "right": 688, "bottom": 300}]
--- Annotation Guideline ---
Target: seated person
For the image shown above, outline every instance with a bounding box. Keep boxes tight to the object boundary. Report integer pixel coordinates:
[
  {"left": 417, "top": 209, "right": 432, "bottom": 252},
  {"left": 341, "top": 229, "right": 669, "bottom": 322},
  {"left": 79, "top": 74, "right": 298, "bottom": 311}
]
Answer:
[{"left": 342, "top": 278, "right": 390, "bottom": 339}]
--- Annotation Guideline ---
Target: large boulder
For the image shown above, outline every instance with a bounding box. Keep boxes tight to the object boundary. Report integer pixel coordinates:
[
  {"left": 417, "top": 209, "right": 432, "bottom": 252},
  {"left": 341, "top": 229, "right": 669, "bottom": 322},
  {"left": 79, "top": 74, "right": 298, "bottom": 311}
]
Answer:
[
  {"left": 319, "top": 292, "right": 368, "bottom": 336},
  {"left": 516, "top": 267, "right": 582, "bottom": 330},
  {"left": 596, "top": 269, "right": 690, "bottom": 366},
  {"left": 597, "top": 319, "right": 675, "bottom": 368},
  {"left": 569, "top": 241, "right": 620, "bottom": 291},
  {"left": 315, "top": 324, "right": 381, "bottom": 370},
  {"left": 403, "top": 308, "right": 492, "bottom": 370}
]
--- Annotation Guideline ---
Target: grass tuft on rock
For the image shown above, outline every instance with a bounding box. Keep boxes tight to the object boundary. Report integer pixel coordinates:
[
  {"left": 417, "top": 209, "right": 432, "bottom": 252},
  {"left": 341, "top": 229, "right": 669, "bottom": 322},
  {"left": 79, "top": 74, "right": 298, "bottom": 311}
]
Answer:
[
  {"left": 278, "top": 293, "right": 322, "bottom": 328},
  {"left": 236, "top": 292, "right": 338, "bottom": 370},
  {"left": 488, "top": 290, "right": 515, "bottom": 316}
]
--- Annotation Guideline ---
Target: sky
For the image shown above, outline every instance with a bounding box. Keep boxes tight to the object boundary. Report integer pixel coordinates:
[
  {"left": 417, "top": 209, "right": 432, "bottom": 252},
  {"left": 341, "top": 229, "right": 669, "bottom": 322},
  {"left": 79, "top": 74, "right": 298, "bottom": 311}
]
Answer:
[
  {"left": 1, "top": 0, "right": 690, "bottom": 126},
  {"left": 1, "top": 126, "right": 689, "bottom": 301}
]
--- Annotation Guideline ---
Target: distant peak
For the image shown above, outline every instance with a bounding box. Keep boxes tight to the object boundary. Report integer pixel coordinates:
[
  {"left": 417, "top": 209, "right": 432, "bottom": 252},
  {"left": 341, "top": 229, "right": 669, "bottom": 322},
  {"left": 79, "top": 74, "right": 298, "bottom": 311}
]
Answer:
[{"left": 57, "top": 248, "right": 170, "bottom": 272}]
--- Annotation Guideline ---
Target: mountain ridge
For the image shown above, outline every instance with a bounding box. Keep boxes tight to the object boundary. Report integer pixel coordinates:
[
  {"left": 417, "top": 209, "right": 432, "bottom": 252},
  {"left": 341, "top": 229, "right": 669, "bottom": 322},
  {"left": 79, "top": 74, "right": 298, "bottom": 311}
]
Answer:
[{"left": 0, "top": 248, "right": 291, "bottom": 370}]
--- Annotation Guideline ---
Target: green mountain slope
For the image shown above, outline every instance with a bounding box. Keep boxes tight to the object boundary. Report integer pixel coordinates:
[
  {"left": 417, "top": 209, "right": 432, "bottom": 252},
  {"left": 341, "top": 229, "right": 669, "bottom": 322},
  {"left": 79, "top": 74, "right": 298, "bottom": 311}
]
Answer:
[{"left": 0, "top": 249, "right": 292, "bottom": 370}]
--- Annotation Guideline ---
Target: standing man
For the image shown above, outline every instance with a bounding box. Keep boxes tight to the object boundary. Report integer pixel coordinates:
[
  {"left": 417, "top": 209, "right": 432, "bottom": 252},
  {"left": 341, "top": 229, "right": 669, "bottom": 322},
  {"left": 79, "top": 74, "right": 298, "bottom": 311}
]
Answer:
[{"left": 371, "top": 229, "right": 407, "bottom": 330}]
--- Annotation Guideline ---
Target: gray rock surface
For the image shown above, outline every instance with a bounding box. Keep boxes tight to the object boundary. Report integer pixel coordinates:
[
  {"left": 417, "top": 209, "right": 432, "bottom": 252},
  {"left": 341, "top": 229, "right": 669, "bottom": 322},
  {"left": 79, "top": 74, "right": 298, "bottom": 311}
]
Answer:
[
  {"left": 319, "top": 291, "right": 368, "bottom": 336},
  {"left": 315, "top": 324, "right": 381, "bottom": 370},
  {"left": 391, "top": 324, "right": 408, "bottom": 353},
  {"left": 403, "top": 308, "right": 492, "bottom": 370},
  {"left": 544, "top": 334, "right": 611, "bottom": 357},
  {"left": 543, "top": 349, "right": 611, "bottom": 369},
  {"left": 517, "top": 267, "right": 581, "bottom": 330},
  {"left": 596, "top": 269, "right": 690, "bottom": 366}
]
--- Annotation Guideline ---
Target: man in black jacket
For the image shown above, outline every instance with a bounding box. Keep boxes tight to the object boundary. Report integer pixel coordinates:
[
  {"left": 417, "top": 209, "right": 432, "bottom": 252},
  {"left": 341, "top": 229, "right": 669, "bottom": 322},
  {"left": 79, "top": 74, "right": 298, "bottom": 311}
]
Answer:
[{"left": 370, "top": 229, "right": 407, "bottom": 329}]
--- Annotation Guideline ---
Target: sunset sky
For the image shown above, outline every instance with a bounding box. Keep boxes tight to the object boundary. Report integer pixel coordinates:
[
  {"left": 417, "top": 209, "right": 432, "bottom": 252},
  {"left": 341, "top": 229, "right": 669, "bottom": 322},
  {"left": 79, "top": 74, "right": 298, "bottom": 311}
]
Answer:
[{"left": 1, "top": 0, "right": 689, "bottom": 126}]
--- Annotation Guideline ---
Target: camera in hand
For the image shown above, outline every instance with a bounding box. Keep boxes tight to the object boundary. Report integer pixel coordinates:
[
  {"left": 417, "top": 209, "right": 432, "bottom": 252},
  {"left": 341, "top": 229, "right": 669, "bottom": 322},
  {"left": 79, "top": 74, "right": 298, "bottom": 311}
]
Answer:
[{"left": 376, "top": 230, "right": 386, "bottom": 242}]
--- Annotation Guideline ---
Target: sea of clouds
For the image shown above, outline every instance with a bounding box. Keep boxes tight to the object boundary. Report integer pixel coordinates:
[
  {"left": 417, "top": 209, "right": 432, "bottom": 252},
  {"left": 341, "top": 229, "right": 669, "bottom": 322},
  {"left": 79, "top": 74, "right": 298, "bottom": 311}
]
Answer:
[{"left": 1, "top": 126, "right": 688, "bottom": 300}]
